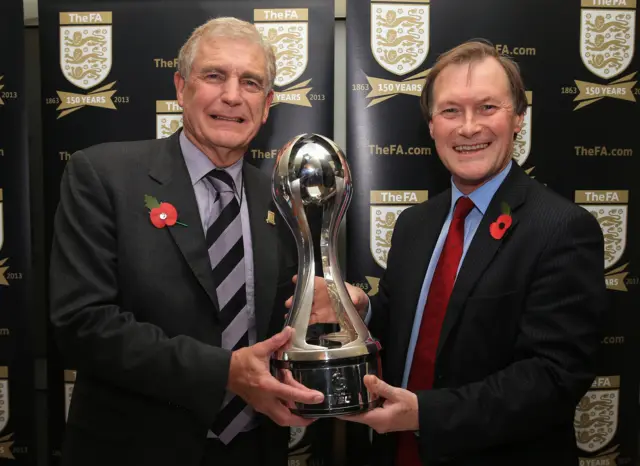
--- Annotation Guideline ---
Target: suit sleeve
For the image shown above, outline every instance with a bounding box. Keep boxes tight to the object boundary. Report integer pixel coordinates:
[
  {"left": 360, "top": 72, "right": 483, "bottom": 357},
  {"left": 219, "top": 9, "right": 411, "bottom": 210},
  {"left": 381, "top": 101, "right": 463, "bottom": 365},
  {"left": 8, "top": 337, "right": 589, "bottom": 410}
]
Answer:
[
  {"left": 416, "top": 208, "right": 606, "bottom": 462},
  {"left": 50, "top": 150, "right": 230, "bottom": 427}
]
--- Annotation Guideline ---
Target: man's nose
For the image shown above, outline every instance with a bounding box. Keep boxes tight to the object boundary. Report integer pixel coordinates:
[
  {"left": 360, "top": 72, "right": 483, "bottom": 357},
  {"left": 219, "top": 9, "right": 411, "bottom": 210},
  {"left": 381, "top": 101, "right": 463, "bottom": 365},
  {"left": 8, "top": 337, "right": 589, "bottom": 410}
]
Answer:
[
  {"left": 457, "top": 111, "right": 482, "bottom": 138},
  {"left": 221, "top": 79, "right": 242, "bottom": 105}
]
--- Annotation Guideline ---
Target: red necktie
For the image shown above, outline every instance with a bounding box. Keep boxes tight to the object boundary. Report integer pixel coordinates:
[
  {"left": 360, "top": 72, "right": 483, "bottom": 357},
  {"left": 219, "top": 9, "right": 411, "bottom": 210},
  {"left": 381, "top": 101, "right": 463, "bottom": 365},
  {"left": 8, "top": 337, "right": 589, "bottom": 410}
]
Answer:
[{"left": 395, "top": 196, "right": 475, "bottom": 466}]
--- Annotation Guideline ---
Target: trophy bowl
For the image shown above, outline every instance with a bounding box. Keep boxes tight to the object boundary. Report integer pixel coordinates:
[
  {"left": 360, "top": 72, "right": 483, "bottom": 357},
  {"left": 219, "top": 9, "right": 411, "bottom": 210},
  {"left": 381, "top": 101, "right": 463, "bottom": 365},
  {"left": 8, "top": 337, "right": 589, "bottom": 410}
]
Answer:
[{"left": 271, "top": 133, "right": 382, "bottom": 418}]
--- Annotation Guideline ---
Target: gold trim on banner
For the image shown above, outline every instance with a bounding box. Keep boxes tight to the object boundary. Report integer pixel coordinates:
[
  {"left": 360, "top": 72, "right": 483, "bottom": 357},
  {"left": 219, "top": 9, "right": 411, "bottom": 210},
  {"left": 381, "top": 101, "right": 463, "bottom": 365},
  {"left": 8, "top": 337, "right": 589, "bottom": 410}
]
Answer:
[
  {"left": 526, "top": 90, "right": 533, "bottom": 105},
  {"left": 0, "top": 76, "right": 4, "bottom": 106},
  {"left": 575, "top": 190, "right": 629, "bottom": 203},
  {"left": 580, "top": 444, "right": 620, "bottom": 465},
  {"left": 574, "top": 72, "right": 637, "bottom": 110},
  {"left": 254, "top": 9, "right": 308, "bottom": 21},
  {"left": 605, "top": 263, "right": 629, "bottom": 291},
  {"left": 289, "top": 445, "right": 312, "bottom": 466},
  {"left": 0, "top": 189, "right": 3, "bottom": 202},
  {"left": 370, "top": 191, "right": 428, "bottom": 204},
  {"left": 64, "top": 370, "right": 77, "bottom": 383},
  {"left": 155, "top": 101, "right": 182, "bottom": 113},
  {"left": 0, "top": 367, "right": 7, "bottom": 379},
  {"left": 593, "top": 376, "right": 621, "bottom": 388},
  {"left": 56, "top": 81, "right": 117, "bottom": 118},
  {"left": 271, "top": 79, "right": 313, "bottom": 107},
  {"left": 0, "top": 434, "right": 14, "bottom": 460},
  {"left": 365, "top": 276, "right": 381, "bottom": 296},
  {"left": 59, "top": 12, "right": 112, "bottom": 25},
  {"left": 581, "top": 0, "right": 636, "bottom": 8},
  {"left": 0, "top": 259, "right": 9, "bottom": 287},
  {"left": 365, "top": 69, "right": 430, "bottom": 107}
]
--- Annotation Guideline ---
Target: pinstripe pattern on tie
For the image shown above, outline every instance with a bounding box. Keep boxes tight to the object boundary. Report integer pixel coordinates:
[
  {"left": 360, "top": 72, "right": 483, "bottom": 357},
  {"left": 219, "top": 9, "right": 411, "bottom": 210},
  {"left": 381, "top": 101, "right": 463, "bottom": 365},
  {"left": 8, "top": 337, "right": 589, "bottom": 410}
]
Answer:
[{"left": 205, "top": 169, "right": 253, "bottom": 444}]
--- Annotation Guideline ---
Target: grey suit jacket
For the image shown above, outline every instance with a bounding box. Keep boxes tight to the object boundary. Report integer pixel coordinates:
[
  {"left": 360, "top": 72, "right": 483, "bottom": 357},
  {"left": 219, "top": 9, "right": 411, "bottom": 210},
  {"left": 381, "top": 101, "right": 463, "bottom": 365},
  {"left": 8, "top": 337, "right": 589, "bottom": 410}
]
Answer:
[{"left": 49, "top": 132, "right": 296, "bottom": 466}]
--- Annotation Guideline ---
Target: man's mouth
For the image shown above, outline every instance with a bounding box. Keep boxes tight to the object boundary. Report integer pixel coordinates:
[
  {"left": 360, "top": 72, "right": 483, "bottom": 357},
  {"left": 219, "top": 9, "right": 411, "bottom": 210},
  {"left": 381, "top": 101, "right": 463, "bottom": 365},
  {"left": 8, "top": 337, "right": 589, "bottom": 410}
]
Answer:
[
  {"left": 211, "top": 115, "right": 244, "bottom": 123},
  {"left": 454, "top": 142, "right": 491, "bottom": 153}
]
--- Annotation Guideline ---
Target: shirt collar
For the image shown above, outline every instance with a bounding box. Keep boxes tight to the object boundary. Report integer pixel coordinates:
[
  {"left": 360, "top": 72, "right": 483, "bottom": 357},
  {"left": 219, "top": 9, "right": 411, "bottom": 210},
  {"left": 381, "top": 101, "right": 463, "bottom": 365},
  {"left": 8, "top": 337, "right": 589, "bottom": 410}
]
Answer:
[
  {"left": 450, "top": 160, "right": 513, "bottom": 215},
  {"left": 179, "top": 130, "right": 243, "bottom": 189}
]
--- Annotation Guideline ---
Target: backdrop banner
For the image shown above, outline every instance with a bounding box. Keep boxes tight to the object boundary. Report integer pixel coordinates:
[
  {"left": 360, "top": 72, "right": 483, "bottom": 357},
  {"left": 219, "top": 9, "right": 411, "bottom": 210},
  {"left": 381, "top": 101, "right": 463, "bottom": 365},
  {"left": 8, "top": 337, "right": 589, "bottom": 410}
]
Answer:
[
  {"left": 38, "top": 1, "right": 334, "bottom": 464},
  {"left": 0, "top": 0, "right": 36, "bottom": 464},
  {"left": 346, "top": 1, "right": 639, "bottom": 464}
]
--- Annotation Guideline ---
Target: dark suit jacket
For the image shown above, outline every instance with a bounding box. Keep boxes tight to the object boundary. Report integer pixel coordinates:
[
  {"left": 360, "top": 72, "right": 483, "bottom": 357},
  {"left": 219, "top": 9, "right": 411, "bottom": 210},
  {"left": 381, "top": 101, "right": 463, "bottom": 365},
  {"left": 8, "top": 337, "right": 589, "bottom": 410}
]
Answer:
[
  {"left": 368, "top": 164, "right": 606, "bottom": 465},
  {"left": 49, "top": 132, "right": 296, "bottom": 466}
]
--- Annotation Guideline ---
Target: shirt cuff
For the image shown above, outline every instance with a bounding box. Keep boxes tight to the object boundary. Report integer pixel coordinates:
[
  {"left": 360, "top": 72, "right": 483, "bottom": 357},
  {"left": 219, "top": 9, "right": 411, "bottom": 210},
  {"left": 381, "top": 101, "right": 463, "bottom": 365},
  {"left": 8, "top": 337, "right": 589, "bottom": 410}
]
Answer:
[{"left": 364, "top": 301, "right": 372, "bottom": 325}]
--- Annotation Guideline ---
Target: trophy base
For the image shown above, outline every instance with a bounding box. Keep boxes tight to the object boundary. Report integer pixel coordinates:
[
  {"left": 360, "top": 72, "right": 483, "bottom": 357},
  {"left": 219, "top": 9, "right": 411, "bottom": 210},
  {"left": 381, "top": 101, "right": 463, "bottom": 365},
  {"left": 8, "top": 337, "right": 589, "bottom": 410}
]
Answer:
[{"left": 272, "top": 347, "right": 383, "bottom": 418}]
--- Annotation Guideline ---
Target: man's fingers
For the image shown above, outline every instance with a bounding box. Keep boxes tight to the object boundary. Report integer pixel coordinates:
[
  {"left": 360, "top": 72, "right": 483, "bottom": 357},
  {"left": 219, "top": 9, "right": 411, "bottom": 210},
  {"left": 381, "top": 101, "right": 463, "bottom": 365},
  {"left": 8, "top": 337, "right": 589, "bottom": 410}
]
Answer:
[
  {"left": 285, "top": 276, "right": 298, "bottom": 309},
  {"left": 338, "top": 408, "right": 384, "bottom": 429},
  {"left": 261, "top": 376, "right": 324, "bottom": 404},
  {"left": 259, "top": 396, "right": 317, "bottom": 428},
  {"left": 266, "top": 402, "right": 316, "bottom": 427},
  {"left": 363, "top": 375, "right": 394, "bottom": 400},
  {"left": 287, "top": 413, "right": 316, "bottom": 427},
  {"left": 338, "top": 412, "right": 366, "bottom": 424},
  {"left": 253, "top": 326, "right": 292, "bottom": 356},
  {"left": 280, "top": 370, "right": 323, "bottom": 410},
  {"left": 313, "top": 276, "right": 329, "bottom": 295},
  {"left": 281, "top": 369, "right": 312, "bottom": 392},
  {"left": 346, "top": 282, "right": 369, "bottom": 311},
  {"left": 339, "top": 407, "right": 391, "bottom": 433}
]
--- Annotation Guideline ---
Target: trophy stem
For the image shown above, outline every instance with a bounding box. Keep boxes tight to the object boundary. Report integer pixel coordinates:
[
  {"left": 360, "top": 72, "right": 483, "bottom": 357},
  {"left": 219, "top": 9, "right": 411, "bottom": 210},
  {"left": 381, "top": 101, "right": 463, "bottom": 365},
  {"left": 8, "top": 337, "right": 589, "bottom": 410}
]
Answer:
[
  {"left": 320, "top": 178, "right": 372, "bottom": 348},
  {"left": 321, "top": 198, "right": 356, "bottom": 344},
  {"left": 271, "top": 133, "right": 382, "bottom": 418},
  {"left": 286, "top": 180, "right": 324, "bottom": 350}
]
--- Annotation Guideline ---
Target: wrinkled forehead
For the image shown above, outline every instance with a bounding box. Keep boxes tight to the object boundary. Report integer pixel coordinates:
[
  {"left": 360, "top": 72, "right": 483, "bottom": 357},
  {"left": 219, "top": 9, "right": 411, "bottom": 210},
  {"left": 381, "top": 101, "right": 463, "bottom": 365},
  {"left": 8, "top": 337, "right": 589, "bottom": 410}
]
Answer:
[
  {"left": 433, "top": 58, "right": 512, "bottom": 104},
  {"left": 194, "top": 36, "right": 267, "bottom": 73}
]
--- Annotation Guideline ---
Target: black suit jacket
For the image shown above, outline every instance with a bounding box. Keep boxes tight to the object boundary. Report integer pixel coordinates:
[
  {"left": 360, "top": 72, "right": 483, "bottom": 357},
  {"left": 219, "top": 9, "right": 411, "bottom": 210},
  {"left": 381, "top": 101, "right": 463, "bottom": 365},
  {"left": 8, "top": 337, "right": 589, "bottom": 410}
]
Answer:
[
  {"left": 368, "top": 164, "right": 606, "bottom": 465},
  {"left": 49, "top": 132, "right": 296, "bottom": 466}
]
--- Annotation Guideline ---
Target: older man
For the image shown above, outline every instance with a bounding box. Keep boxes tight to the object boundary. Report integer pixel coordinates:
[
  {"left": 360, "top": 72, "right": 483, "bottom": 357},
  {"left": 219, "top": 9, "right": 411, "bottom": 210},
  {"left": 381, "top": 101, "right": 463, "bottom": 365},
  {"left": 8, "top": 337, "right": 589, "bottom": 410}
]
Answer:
[{"left": 50, "top": 17, "right": 323, "bottom": 466}]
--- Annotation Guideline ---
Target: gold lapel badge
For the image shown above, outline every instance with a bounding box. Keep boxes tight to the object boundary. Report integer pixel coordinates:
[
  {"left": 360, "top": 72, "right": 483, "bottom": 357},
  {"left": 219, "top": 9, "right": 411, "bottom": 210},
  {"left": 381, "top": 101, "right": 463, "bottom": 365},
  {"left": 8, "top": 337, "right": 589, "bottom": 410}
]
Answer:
[{"left": 266, "top": 210, "right": 276, "bottom": 226}]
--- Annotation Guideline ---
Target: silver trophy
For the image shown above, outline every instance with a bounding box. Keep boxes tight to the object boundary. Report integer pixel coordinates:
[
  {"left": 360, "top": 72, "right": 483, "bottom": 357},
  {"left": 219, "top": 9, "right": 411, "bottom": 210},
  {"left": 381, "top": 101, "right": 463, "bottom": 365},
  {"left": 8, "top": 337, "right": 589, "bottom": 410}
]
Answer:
[{"left": 271, "top": 133, "right": 382, "bottom": 418}]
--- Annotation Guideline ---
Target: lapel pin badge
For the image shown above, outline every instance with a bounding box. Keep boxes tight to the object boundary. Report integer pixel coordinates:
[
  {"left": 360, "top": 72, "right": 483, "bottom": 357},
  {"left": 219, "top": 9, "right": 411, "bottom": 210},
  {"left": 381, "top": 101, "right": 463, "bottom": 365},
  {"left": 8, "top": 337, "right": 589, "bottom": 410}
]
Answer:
[{"left": 266, "top": 210, "right": 276, "bottom": 226}]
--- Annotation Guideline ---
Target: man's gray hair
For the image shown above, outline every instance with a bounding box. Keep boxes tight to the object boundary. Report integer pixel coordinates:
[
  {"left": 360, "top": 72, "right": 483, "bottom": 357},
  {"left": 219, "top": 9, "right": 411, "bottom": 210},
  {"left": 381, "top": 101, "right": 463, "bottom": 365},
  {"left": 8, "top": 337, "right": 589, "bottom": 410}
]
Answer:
[{"left": 177, "top": 17, "right": 276, "bottom": 93}]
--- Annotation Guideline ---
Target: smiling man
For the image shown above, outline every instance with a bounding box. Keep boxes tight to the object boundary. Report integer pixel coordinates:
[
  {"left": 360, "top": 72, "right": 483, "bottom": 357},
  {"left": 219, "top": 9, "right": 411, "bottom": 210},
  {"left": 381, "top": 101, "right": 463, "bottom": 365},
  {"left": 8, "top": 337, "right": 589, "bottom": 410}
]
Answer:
[
  {"left": 301, "top": 41, "right": 606, "bottom": 465},
  {"left": 49, "top": 17, "right": 324, "bottom": 466}
]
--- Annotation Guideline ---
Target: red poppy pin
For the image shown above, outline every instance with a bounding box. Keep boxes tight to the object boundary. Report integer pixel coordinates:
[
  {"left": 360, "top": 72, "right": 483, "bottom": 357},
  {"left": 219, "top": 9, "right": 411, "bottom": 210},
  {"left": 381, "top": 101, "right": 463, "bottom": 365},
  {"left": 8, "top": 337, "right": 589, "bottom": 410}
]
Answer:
[
  {"left": 490, "top": 201, "right": 512, "bottom": 240},
  {"left": 144, "top": 195, "right": 187, "bottom": 228}
]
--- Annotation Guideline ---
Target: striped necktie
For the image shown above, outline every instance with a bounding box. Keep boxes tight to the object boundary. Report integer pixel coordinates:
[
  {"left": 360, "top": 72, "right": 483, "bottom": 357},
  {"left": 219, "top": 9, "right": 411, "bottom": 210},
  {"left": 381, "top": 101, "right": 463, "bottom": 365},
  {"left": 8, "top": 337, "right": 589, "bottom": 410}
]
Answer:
[{"left": 205, "top": 169, "right": 253, "bottom": 444}]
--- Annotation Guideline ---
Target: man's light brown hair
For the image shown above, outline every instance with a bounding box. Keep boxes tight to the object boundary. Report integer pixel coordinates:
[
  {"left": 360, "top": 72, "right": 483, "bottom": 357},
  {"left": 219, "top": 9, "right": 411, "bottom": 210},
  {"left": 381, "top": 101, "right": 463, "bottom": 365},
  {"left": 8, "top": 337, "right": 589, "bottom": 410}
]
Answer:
[{"left": 420, "top": 40, "right": 527, "bottom": 121}]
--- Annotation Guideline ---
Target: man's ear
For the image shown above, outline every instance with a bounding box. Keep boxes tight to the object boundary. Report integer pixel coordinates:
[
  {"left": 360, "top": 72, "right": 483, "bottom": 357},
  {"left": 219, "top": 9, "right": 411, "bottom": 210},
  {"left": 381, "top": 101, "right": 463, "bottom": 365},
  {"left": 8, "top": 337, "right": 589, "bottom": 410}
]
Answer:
[
  {"left": 514, "top": 111, "right": 525, "bottom": 134},
  {"left": 174, "top": 71, "right": 186, "bottom": 107}
]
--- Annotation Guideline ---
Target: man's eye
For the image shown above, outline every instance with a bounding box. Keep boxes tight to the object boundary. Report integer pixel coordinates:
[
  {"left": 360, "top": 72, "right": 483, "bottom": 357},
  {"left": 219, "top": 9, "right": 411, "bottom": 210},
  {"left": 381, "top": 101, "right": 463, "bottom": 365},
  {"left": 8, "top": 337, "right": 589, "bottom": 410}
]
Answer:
[{"left": 243, "top": 80, "right": 263, "bottom": 92}]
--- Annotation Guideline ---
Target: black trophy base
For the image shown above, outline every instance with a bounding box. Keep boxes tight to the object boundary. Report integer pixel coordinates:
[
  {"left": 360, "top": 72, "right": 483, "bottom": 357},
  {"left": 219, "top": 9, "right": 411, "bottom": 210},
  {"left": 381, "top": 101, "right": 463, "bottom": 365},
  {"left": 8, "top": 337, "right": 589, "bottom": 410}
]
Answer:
[{"left": 272, "top": 349, "right": 383, "bottom": 418}]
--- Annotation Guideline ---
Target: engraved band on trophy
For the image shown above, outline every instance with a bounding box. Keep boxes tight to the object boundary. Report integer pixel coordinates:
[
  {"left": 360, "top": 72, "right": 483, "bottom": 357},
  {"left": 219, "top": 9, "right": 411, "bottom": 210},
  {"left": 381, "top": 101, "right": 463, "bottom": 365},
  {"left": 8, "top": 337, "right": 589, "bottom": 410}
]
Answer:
[{"left": 271, "top": 133, "right": 382, "bottom": 417}]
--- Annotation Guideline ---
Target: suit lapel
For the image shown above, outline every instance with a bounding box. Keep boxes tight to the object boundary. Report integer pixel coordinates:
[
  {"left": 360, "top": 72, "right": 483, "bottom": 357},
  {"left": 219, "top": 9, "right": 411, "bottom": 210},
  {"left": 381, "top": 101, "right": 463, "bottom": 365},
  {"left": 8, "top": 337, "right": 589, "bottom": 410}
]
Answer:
[
  {"left": 148, "top": 132, "right": 220, "bottom": 312},
  {"left": 436, "top": 165, "right": 529, "bottom": 359},
  {"left": 393, "top": 192, "right": 451, "bottom": 385},
  {"left": 243, "top": 163, "right": 278, "bottom": 342}
]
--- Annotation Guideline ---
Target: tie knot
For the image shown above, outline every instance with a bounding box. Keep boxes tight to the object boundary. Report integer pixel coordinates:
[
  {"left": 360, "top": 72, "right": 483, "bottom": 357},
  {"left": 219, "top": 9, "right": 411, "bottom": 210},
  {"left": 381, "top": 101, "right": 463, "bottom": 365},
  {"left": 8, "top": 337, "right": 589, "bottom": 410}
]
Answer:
[
  {"left": 453, "top": 196, "right": 475, "bottom": 220},
  {"left": 206, "top": 169, "right": 236, "bottom": 193}
]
